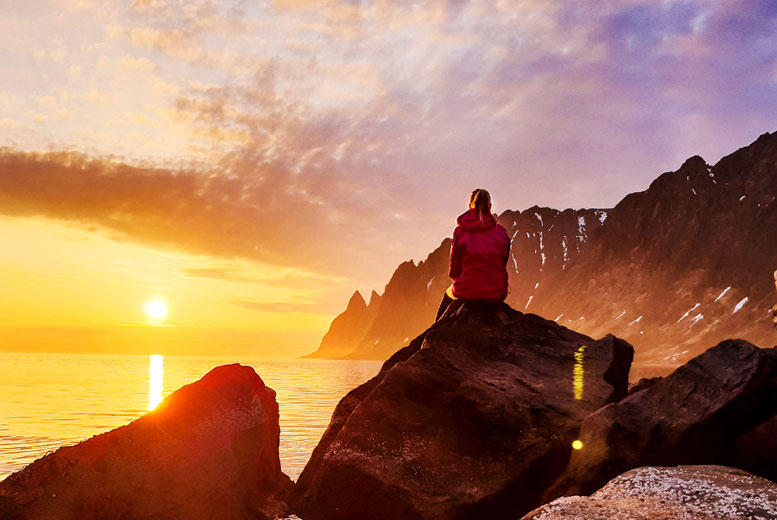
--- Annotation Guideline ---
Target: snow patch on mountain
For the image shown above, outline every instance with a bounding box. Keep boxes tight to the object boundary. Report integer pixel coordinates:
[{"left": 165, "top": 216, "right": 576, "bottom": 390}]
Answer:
[
  {"left": 677, "top": 303, "right": 701, "bottom": 323},
  {"left": 715, "top": 287, "right": 731, "bottom": 302}
]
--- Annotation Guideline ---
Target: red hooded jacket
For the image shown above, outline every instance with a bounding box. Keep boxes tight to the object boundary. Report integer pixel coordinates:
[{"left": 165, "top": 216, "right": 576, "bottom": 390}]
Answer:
[{"left": 449, "top": 209, "right": 510, "bottom": 300}]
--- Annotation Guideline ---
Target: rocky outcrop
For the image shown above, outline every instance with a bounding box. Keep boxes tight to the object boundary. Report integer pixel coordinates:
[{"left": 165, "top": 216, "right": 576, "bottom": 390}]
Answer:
[
  {"left": 522, "top": 465, "right": 777, "bottom": 520},
  {"left": 310, "top": 131, "right": 777, "bottom": 364},
  {"left": 0, "top": 364, "right": 293, "bottom": 520},
  {"left": 291, "top": 302, "right": 634, "bottom": 520},
  {"left": 546, "top": 339, "right": 777, "bottom": 500}
]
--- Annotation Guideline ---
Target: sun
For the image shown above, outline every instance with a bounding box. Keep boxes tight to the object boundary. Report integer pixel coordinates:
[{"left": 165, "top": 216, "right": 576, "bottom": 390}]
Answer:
[{"left": 144, "top": 299, "right": 167, "bottom": 320}]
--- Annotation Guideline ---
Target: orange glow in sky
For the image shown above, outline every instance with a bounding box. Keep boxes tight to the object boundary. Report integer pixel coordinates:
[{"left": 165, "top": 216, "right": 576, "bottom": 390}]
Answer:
[{"left": 0, "top": 217, "right": 335, "bottom": 357}]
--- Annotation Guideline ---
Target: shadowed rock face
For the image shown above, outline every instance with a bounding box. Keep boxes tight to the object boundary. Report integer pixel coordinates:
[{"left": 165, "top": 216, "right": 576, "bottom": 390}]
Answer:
[
  {"left": 0, "top": 364, "right": 293, "bottom": 520},
  {"left": 522, "top": 465, "right": 777, "bottom": 520},
  {"left": 546, "top": 340, "right": 777, "bottom": 501},
  {"left": 291, "top": 302, "right": 634, "bottom": 520},
  {"left": 733, "top": 413, "right": 777, "bottom": 483}
]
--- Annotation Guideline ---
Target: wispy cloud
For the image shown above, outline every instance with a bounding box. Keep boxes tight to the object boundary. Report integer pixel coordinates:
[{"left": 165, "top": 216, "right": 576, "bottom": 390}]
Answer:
[{"left": 0, "top": 149, "right": 397, "bottom": 280}]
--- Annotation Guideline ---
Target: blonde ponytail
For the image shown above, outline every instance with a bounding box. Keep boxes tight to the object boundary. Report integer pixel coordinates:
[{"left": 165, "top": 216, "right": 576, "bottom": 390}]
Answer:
[{"left": 469, "top": 188, "right": 492, "bottom": 223}]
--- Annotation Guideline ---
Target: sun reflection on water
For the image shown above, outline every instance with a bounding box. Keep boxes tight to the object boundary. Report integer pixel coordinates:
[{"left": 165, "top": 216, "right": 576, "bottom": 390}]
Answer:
[
  {"left": 573, "top": 345, "right": 586, "bottom": 400},
  {"left": 148, "top": 354, "right": 164, "bottom": 411}
]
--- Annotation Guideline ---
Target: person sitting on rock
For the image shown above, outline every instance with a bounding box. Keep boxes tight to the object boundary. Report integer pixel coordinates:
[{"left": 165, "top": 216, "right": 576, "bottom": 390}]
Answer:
[{"left": 436, "top": 188, "right": 511, "bottom": 320}]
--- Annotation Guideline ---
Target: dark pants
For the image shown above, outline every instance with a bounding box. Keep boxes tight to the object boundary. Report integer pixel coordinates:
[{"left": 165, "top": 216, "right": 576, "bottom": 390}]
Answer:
[
  {"left": 436, "top": 294, "right": 506, "bottom": 321},
  {"left": 435, "top": 294, "right": 463, "bottom": 321}
]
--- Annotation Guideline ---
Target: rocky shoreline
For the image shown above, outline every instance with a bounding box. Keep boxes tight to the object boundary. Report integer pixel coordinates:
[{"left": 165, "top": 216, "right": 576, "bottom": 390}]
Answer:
[{"left": 2, "top": 302, "right": 776, "bottom": 519}]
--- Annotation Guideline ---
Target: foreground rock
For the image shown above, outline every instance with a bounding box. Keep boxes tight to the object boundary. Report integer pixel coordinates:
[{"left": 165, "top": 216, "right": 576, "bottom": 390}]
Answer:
[
  {"left": 733, "top": 413, "right": 777, "bottom": 483},
  {"left": 0, "top": 364, "right": 293, "bottom": 520},
  {"left": 523, "top": 465, "right": 777, "bottom": 520},
  {"left": 546, "top": 340, "right": 777, "bottom": 500},
  {"left": 292, "top": 302, "right": 634, "bottom": 520}
]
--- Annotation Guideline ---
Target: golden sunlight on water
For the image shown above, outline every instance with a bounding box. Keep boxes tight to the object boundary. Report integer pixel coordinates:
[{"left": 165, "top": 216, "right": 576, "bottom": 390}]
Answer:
[
  {"left": 0, "top": 353, "right": 381, "bottom": 482},
  {"left": 148, "top": 355, "right": 164, "bottom": 411},
  {"left": 573, "top": 345, "right": 586, "bottom": 400}
]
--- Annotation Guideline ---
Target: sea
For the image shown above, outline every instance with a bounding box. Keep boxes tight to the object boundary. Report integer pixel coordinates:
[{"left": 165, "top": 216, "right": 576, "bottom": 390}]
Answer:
[{"left": 0, "top": 352, "right": 382, "bottom": 482}]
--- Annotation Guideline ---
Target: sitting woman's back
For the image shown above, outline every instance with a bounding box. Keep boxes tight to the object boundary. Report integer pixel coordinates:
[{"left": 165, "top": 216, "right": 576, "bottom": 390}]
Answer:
[
  {"left": 437, "top": 189, "right": 510, "bottom": 320},
  {"left": 449, "top": 202, "right": 510, "bottom": 300}
]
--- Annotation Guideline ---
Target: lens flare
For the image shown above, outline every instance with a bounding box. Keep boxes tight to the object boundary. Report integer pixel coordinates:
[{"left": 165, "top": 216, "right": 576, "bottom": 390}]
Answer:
[
  {"left": 148, "top": 354, "right": 164, "bottom": 411},
  {"left": 572, "top": 440, "right": 583, "bottom": 450},
  {"left": 573, "top": 345, "right": 586, "bottom": 400}
]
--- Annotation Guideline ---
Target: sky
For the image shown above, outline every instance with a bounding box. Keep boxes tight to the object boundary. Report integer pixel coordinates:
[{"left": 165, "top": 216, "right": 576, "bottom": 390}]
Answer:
[{"left": 1, "top": 0, "right": 776, "bottom": 356}]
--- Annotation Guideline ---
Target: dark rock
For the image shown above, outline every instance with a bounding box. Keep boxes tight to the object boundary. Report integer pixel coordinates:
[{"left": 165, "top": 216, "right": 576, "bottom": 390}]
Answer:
[
  {"left": 522, "top": 465, "right": 777, "bottom": 520},
  {"left": 291, "top": 302, "right": 634, "bottom": 520},
  {"left": 733, "top": 414, "right": 777, "bottom": 483},
  {"left": 0, "top": 364, "right": 293, "bottom": 520},
  {"left": 0, "top": 496, "right": 24, "bottom": 520},
  {"left": 292, "top": 332, "right": 426, "bottom": 513},
  {"left": 546, "top": 340, "right": 777, "bottom": 500},
  {"left": 626, "top": 376, "right": 663, "bottom": 396}
]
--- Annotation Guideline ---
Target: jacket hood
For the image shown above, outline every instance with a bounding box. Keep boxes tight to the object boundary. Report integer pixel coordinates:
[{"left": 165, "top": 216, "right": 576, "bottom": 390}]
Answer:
[{"left": 457, "top": 208, "right": 497, "bottom": 232}]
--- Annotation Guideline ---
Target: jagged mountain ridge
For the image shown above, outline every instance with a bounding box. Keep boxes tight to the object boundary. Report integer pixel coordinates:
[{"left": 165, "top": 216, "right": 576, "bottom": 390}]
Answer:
[
  {"left": 305, "top": 132, "right": 777, "bottom": 366},
  {"left": 301, "top": 290, "right": 381, "bottom": 359}
]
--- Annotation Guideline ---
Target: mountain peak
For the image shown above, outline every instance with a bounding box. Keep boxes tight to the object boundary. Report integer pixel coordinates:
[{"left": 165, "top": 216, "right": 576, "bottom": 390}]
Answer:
[
  {"left": 345, "top": 291, "right": 367, "bottom": 312},
  {"left": 680, "top": 155, "right": 708, "bottom": 171}
]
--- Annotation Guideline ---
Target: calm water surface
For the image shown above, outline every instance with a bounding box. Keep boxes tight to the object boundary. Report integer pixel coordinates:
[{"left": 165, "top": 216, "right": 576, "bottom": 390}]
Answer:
[{"left": 0, "top": 353, "right": 382, "bottom": 481}]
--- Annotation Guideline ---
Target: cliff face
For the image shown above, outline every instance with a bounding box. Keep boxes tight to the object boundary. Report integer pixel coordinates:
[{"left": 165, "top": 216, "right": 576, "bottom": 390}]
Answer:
[
  {"left": 306, "top": 132, "right": 777, "bottom": 364},
  {"left": 533, "top": 133, "right": 777, "bottom": 365}
]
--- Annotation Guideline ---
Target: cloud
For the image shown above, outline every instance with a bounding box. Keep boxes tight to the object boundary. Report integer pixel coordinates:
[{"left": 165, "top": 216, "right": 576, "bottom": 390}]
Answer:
[
  {"left": 0, "top": 147, "right": 419, "bottom": 284},
  {"left": 2, "top": 0, "right": 776, "bottom": 291}
]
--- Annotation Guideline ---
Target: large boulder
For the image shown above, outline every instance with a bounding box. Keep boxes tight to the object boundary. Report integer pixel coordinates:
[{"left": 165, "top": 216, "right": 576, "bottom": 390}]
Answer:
[
  {"left": 522, "top": 465, "right": 777, "bottom": 520},
  {"left": 546, "top": 339, "right": 777, "bottom": 500},
  {"left": 0, "top": 364, "right": 293, "bottom": 520},
  {"left": 291, "top": 301, "right": 634, "bottom": 520},
  {"left": 733, "top": 413, "right": 777, "bottom": 483}
]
